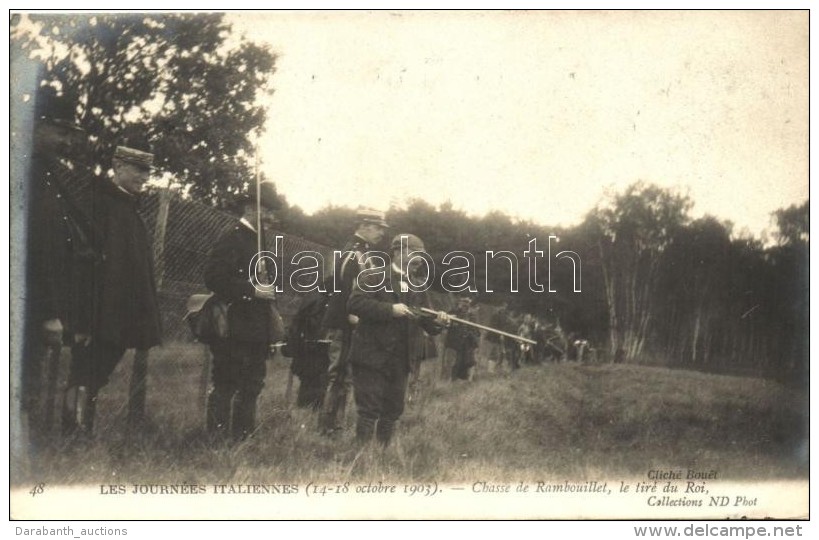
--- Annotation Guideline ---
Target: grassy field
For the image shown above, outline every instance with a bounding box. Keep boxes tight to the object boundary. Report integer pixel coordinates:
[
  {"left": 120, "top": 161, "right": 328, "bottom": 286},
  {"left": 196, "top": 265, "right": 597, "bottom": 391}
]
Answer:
[{"left": 16, "top": 343, "right": 808, "bottom": 486}]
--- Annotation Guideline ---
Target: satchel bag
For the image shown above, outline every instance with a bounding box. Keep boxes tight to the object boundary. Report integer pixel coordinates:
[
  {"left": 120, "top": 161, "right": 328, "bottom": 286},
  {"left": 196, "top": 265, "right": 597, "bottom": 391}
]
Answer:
[{"left": 185, "top": 293, "right": 229, "bottom": 344}]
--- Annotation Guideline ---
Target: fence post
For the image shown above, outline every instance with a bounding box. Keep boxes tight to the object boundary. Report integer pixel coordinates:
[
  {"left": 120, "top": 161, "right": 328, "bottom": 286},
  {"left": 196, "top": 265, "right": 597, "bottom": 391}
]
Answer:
[
  {"left": 127, "top": 349, "right": 149, "bottom": 426},
  {"left": 153, "top": 187, "right": 172, "bottom": 291}
]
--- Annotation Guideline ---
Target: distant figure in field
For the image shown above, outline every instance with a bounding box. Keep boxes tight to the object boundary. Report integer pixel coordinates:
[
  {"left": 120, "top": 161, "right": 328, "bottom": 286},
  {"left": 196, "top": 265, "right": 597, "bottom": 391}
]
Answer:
[
  {"left": 574, "top": 339, "right": 590, "bottom": 363},
  {"left": 486, "top": 304, "right": 510, "bottom": 373},
  {"left": 444, "top": 296, "right": 480, "bottom": 381}
]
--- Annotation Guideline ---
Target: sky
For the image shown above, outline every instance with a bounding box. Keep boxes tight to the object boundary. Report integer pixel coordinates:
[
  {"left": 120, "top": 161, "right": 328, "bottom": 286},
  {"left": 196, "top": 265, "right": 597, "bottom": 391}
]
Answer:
[{"left": 228, "top": 11, "right": 808, "bottom": 238}]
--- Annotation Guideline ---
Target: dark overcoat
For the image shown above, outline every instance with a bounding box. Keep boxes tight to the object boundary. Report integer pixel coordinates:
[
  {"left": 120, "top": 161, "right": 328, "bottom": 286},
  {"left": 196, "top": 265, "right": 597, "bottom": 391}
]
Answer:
[
  {"left": 204, "top": 223, "right": 278, "bottom": 344},
  {"left": 347, "top": 266, "right": 442, "bottom": 374},
  {"left": 26, "top": 157, "right": 96, "bottom": 334},
  {"left": 90, "top": 178, "right": 161, "bottom": 349}
]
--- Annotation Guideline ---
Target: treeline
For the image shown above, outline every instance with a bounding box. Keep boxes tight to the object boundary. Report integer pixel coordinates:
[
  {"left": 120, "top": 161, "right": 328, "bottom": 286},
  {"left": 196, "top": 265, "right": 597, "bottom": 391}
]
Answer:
[
  {"left": 15, "top": 15, "right": 806, "bottom": 381},
  {"left": 275, "top": 183, "right": 808, "bottom": 382}
]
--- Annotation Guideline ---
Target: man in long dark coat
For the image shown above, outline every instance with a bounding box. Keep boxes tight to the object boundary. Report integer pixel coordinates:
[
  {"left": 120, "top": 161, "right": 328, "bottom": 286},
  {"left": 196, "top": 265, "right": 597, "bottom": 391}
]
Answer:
[
  {"left": 347, "top": 234, "right": 449, "bottom": 446},
  {"left": 24, "top": 103, "right": 95, "bottom": 445},
  {"left": 203, "top": 183, "right": 284, "bottom": 442},
  {"left": 62, "top": 144, "right": 161, "bottom": 436}
]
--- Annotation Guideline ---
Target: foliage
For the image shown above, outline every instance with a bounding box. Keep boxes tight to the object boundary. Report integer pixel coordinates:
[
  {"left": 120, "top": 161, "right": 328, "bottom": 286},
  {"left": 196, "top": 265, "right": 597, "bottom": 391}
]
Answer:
[
  {"left": 773, "top": 200, "right": 809, "bottom": 246},
  {"left": 14, "top": 13, "right": 277, "bottom": 205},
  {"left": 590, "top": 182, "right": 693, "bottom": 360}
]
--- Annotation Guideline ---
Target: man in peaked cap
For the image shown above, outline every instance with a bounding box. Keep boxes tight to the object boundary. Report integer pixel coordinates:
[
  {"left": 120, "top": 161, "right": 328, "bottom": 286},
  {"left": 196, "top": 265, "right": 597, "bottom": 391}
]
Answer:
[
  {"left": 62, "top": 142, "right": 162, "bottom": 437},
  {"left": 346, "top": 233, "right": 449, "bottom": 446},
  {"left": 317, "top": 207, "right": 389, "bottom": 435},
  {"left": 203, "top": 181, "right": 285, "bottom": 442}
]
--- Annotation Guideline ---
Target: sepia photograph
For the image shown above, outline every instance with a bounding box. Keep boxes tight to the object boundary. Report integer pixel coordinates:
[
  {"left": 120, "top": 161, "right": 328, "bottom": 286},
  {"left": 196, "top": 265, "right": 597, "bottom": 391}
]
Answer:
[{"left": 8, "top": 10, "right": 809, "bottom": 521}]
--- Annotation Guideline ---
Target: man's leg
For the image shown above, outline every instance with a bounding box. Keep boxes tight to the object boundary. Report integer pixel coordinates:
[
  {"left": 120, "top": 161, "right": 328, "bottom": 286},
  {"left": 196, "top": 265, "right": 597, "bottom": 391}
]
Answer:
[
  {"left": 63, "top": 340, "right": 125, "bottom": 436},
  {"left": 465, "top": 348, "right": 477, "bottom": 381},
  {"left": 377, "top": 365, "right": 408, "bottom": 447},
  {"left": 351, "top": 364, "right": 384, "bottom": 446},
  {"left": 22, "top": 336, "right": 48, "bottom": 446},
  {"left": 206, "top": 340, "right": 235, "bottom": 440},
  {"left": 444, "top": 348, "right": 458, "bottom": 381},
  {"left": 486, "top": 342, "right": 498, "bottom": 374},
  {"left": 232, "top": 341, "right": 267, "bottom": 441}
]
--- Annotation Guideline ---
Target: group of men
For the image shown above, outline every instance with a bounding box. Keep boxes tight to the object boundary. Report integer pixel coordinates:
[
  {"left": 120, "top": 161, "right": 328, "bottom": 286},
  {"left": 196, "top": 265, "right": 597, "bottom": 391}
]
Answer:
[
  {"left": 23, "top": 95, "right": 565, "bottom": 453},
  {"left": 283, "top": 210, "right": 451, "bottom": 446},
  {"left": 485, "top": 307, "right": 567, "bottom": 371},
  {"left": 23, "top": 90, "right": 161, "bottom": 447},
  {"left": 22, "top": 90, "right": 453, "bottom": 450}
]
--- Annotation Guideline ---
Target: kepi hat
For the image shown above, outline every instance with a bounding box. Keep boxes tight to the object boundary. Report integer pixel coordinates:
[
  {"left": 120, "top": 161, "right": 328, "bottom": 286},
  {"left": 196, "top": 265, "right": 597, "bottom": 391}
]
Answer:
[
  {"left": 356, "top": 207, "right": 389, "bottom": 228},
  {"left": 113, "top": 145, "right": 154, "bottom": 169}
]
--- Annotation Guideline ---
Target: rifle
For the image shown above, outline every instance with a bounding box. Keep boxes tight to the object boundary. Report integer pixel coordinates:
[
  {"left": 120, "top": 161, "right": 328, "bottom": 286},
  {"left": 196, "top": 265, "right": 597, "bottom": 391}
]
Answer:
[{"left": 410, "top": 307, "right": 536, "bottom": 345}]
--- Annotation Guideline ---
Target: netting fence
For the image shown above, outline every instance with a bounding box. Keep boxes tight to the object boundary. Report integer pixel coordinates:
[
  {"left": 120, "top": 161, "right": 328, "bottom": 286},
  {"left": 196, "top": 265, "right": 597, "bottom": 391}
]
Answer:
[{"left": 138, "top": 189, "right": 338, "bottom": 342}]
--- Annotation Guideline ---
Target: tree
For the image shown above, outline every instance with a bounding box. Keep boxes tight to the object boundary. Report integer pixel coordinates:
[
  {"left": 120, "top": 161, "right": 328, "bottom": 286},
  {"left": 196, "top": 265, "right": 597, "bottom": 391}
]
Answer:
[
  {"left": 590, "top": 182, "right": 692, "bottom": 361},
  {"left": 769, "top": 200, "right": 809, "bottom": 381},
  {"left": 773, "top": 200, "right": 809, "bottom": 246},
  {"left": 12, "top": 13, "right": 276, "bottom": 205},
  {"left": 656, "top": 216, "right": 732, "bottom": 368}
]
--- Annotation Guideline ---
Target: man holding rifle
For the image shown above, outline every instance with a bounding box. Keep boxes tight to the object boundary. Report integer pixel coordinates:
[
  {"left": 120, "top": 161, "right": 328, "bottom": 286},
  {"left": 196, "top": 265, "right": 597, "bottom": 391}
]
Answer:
[{"left": 347, "top": 234, "right": 449, "bottom": 447}]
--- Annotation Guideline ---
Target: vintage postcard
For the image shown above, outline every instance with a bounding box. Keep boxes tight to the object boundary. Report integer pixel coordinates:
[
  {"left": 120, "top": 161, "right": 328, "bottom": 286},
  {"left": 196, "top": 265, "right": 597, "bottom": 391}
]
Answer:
[{"left": 8, "top": 10, "right": 809, "bottom": 521}]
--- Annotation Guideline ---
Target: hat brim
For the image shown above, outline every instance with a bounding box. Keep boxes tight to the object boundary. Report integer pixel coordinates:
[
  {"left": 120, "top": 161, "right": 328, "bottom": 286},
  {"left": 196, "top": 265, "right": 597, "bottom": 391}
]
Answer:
[
  {"left": 114, "top": 157, "right": 153, "bottom": 170},
  {"left": 362, "top": 219, "right": 390, "bottom": 228}
]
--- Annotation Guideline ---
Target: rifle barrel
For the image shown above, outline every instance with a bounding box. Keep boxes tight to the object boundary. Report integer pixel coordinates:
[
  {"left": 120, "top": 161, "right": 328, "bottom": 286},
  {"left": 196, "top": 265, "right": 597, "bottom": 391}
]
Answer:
[{"left": 419, "top": 308, "right": 536, "bottom": 345}]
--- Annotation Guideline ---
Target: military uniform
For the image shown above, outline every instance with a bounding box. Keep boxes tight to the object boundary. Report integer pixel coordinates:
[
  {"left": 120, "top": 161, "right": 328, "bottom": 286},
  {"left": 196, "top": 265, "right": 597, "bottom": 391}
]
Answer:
[
  {"left": 347, "top": 246, "right": 444, "bottom": 446},
  {"left": 204, "top": 218, "right": 280, "bottom": 440},
  {"left": 318, "top": 212, "right": 387, "bottom": 433},
  {"left": 63, "top": 146, "right": 161, "bottom": 435},
  {"left": 25, "top": 152, "right": 96, "bottom": 441}
]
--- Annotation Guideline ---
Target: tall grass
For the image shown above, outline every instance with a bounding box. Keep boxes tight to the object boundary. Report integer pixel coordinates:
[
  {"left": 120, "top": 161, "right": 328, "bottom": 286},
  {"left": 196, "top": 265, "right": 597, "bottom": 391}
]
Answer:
[{"left": 16, "top": 345, "right": 808, "bottom": 486}]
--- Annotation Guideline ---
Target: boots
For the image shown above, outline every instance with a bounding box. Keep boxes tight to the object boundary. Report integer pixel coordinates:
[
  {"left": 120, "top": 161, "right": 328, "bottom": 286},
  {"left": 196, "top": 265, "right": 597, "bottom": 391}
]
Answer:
[
  {"left": 355, "top": 415, "right": 376, "bottom": 445},
  {"left": 231, "top": 394, "right": 258, "bottom": 442},
  {"left": 376, "top": 419, "right": 395, "bottom": 447},
  {"left": 206, "top": 388, "right": 231, "bottom": 440}
]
